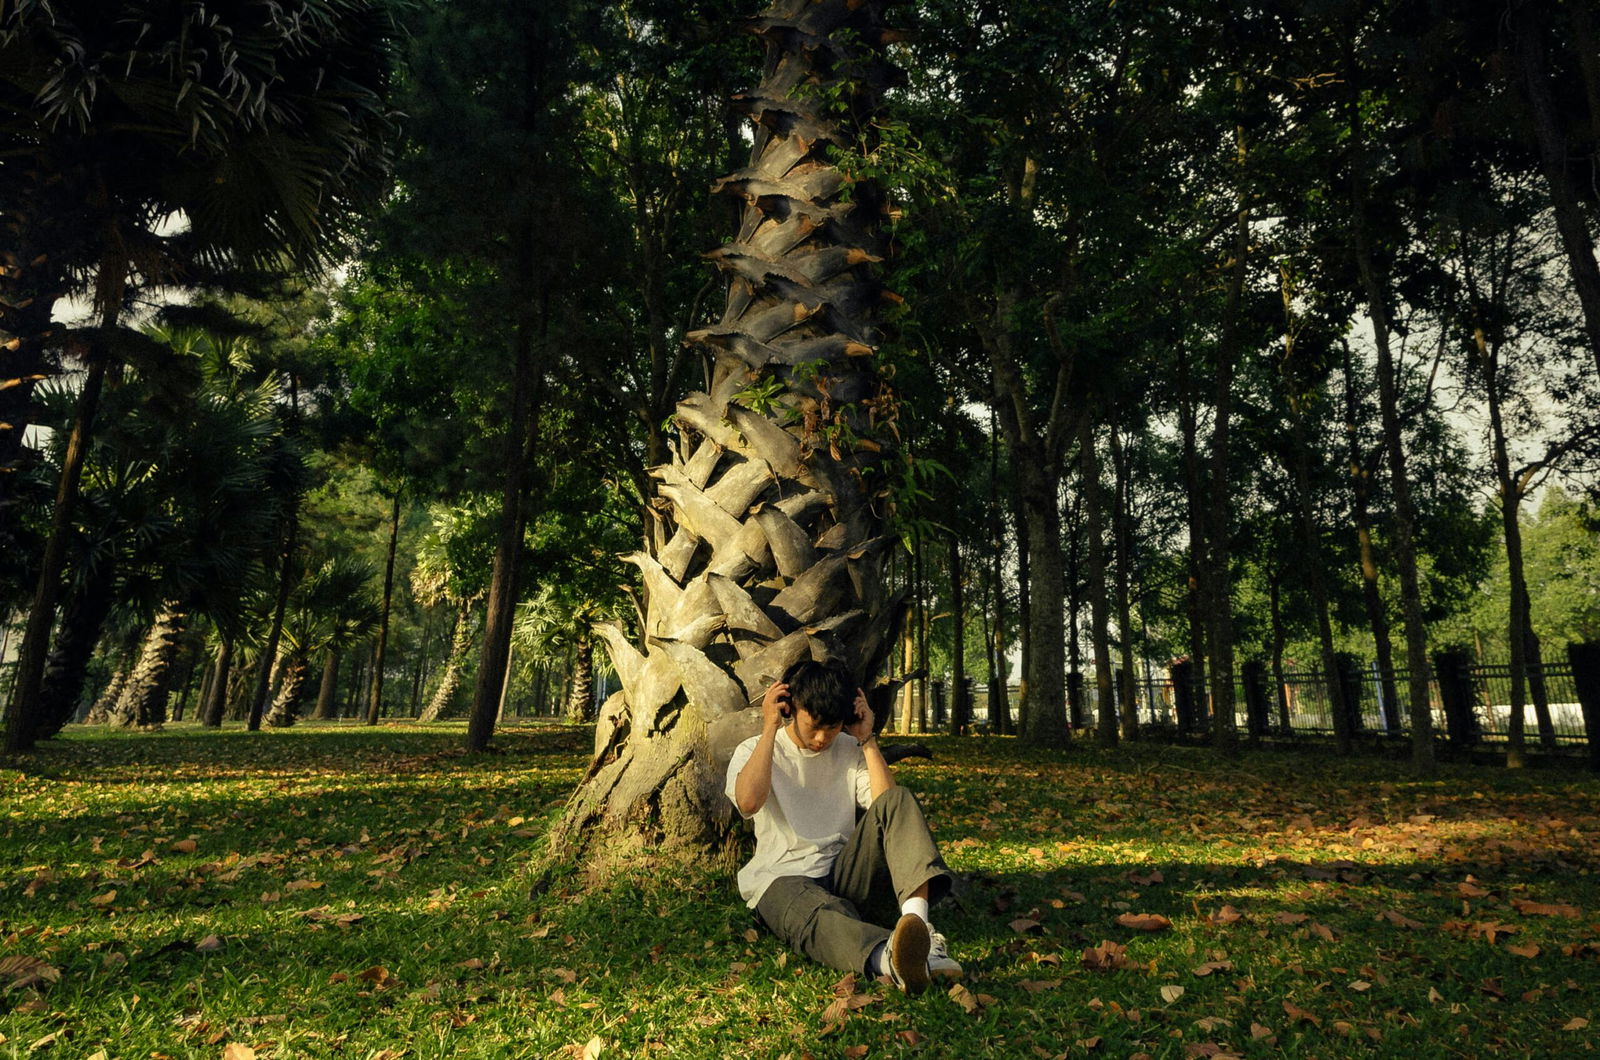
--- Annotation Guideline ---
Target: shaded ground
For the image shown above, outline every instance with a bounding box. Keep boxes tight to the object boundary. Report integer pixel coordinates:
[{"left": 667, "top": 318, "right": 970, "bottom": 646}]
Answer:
[{"left": 2, "top": 722, "right": 1597, "bottom": 1058}]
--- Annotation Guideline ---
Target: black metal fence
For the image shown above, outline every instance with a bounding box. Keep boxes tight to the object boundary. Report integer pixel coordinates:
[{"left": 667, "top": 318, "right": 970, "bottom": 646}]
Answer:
[{"left": 898, "top": 657, "right": 1594, "bottom": 751}]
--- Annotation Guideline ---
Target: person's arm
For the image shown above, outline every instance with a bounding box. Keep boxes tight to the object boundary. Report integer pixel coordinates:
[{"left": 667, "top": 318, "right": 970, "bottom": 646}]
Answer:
[
  {"left": 845, "top": 688, "right": 895, "bottom": 800},
  {"left": 734, "top": 681, "right": 789, "bottom": 815}
]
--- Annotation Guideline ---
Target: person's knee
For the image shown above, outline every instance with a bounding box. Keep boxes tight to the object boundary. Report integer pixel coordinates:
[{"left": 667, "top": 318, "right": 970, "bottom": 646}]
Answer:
[{"left": 871, "top": 786, "right": 915, "bottom": 815}]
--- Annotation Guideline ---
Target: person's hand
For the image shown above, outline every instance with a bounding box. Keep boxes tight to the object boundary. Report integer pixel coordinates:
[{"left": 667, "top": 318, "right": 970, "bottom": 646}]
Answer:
[
  {"left": 761, "top": 681, "right": 791, "bottom": 733},
  {"left": 846, "top": 688, "right": 875, "bottom": 744}
]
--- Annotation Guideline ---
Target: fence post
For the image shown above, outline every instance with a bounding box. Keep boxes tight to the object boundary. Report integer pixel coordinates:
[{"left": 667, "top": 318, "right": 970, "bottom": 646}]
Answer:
[
  {"left": 1171, "top": 660, "right": 1197, "bottom": 734},
  {"left": 1433, "top": 650, "right": 1476, "bottom": 755},
  {"left": 1242, "top": 659, "right": 1270, "bottom": 739},
  {"left": 1334, "top": 652, "right": 1364, "bottom": 734},
  {"left": 1067, "top": 670, "right": 1086, "bottom": 732},
  {"left": 1567, "top": 642, "right": 1600, "bottom": 772}
]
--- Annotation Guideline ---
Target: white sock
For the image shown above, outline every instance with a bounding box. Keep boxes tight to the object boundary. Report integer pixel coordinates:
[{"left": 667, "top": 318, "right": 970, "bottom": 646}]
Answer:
[
  {"left": 901, "top": 896, "right": 930, "bottom": 924},
  {"left": 867, "top": 941, "right": 889, "bottom": 977}
]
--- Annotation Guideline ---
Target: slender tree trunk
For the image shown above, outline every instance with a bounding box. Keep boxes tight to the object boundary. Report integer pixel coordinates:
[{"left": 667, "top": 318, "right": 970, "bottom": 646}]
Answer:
[
  {"left": 1077, "top": 416, "right": 1116, "bottom": 748},
  {"left": 366, "top": 490, "right": 403, "bottom": 725},
  {"left": 1342, "top": 354, "right": 1401, "bottom": 729},
  {"left": 1064, "top": 485, "right": 1085, "bottom": 733},
  {"left": 201, "top": 639, "right": 233, "bottom": 728},
  {"left": 1512, "top": 0, "right": 1600, "bottom": 376},
  {"left": 4, "top": 355, "right": 109, "bottom": 751},
  {"left": 32, "top": 576, "right": 116, "bottom": 741},
  {"left": 314, "top": 651, "right": 341, "bottom": 721},
  {"left": 1108, "top": 423, "right": 1140, "bottom": 741},
  {"left": 1268, "top": 571, "right": 1290, "bottom": 732},
  {"left": 1177, "top": 345, "right": 1209, "bottom": 735},
  {"left": 949, "top": 535, "right": 969, "bottom": 735},
  {"left": 249, "top": 484, "right": 300, "bottom": 731},
  {"left": 1204, "top": 97, "right": 1249, "bottom": 757},
  {"left": 420, "top": 600, "right": 477, "bottom": 721},
  {"left": 466, "top": 265, "right": 541, "bottom": 752},
  {"left": 1288, "top": 396, "right": 1351, "bottom": 753},
  {"left": 988, "top": 406, "right": 1012, "bottom": 735},
  {"left": 1346, "top": 70, "right": 1435, "bottom": 772}
]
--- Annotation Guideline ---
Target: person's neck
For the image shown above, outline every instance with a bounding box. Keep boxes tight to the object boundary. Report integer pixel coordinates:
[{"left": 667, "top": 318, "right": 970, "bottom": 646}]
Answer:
[{"left": 783, "top": 720, "right": 805, "bottom": 750}]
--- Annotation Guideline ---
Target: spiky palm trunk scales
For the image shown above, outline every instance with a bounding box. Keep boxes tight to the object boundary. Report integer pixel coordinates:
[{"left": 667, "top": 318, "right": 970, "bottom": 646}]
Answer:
[{"left": 552, "top": 0, "right": 902, "bottom": 866}]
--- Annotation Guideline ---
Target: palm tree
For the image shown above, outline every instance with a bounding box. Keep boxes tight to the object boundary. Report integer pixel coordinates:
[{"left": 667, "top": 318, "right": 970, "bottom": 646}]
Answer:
[
  {"left": 549, "top": 0, "right": 903, "bottom": 866},
  {"left": 264, "top": 555, "right": 381, "bottom": 727},
  {"left": 1, "top": 0, "right": 400, "bottom": 751},
  {"left": 27, "top": 326, "right": 283, "bottom": 739}
]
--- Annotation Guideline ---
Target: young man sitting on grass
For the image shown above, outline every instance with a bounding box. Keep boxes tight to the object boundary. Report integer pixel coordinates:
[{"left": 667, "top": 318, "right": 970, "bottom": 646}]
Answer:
[{"left": 726, "top": 659, "right": 961, "bottom": 993}]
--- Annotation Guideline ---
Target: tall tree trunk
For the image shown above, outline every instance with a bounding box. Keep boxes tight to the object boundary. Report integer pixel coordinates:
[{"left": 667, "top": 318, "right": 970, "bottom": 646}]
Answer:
[
  {"left": 119, "top": 603, "right": 188, "bottom": 729},
  {"left": 1108, "top": 423, "right": 1140, "bottom": 741},
  {"left": 1176, "top": 344, "right": 1209, "bottom": 735},
  {"left": 1080, "top": 417, "right": 1116, "bottom": 748},
  {"left": 1512, "top": 0, "right": 1600, "bottom": 376},
  {"left": 366, "top": 490, "right": 403, "bottom": 725},
  {"left": 988, "top": 406, "right": 1012, "bottom": 735},
  {"left": 1268, "top": 570, "right": 1290, "bottom": 732},
  {"left": 465, "top": 263, "right": 541, "bottom": 752},
  {"left": 1341, "top": 352, "right": 1400, "bottom": 730},
  {"left": 249, "top": 474, "right": 300, "bottom": 732},
  {"left": 85, "top": 661, "right": 129, "bottom": 726},
  {"left": 949, "top": 535, "right": 969, "bottom": 735},
  {"left": 314, "top": 650, "right": 341, "bottom": 721},
  {"left": 1346, "top": 67, "right": 1435, "bottom": 773},
  {"left": 32, "top": 575, "right": 116, "bottom": 741},
  {"left": 4, "top": 355, "right": 108, "bottom": 751},
  {"left": 1204, "top": 96, "right": 1249, "bottom": 757},
  {"left": 420, "top": 600, "right": 477, "bottom": 721},
  {"left": 1290, "top": 402, "right": 1353, "bottom": 754},
  {"left": 201, "top": 639, "right": 233, "bottom": 728},
  {"left": 550, "top": 0, "right": 904, "bottom": 869}
]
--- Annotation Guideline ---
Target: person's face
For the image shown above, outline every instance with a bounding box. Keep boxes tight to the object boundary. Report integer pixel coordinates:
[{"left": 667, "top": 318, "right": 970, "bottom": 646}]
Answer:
[{"left": 789, "top": 706, "right": 844, "bottom": 754}]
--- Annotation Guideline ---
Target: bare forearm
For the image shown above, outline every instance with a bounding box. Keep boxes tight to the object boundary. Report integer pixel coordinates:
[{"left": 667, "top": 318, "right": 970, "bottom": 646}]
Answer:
[
  {"left": 860, "top": 735, "right": 895, "bottom": 799},
  {"left": 735, "top": 727, "right": 780, "bottom": 814}
]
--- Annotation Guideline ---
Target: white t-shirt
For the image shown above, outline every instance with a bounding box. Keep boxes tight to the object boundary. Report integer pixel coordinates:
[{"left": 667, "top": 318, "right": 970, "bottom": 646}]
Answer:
[{"left": 725, "top": 729, "right": 873, "bottom": 908}]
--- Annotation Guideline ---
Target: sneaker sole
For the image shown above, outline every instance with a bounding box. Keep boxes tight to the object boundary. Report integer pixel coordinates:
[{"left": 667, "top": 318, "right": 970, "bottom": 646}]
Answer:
[{"left": 889, "top": 914, "right": 931, "bottom": 994}]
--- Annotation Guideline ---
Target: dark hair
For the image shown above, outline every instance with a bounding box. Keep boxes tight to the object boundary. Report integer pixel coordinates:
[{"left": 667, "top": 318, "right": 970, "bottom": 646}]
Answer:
[{"left": 782, "top": 659, "right": 857, "bottom": 727}]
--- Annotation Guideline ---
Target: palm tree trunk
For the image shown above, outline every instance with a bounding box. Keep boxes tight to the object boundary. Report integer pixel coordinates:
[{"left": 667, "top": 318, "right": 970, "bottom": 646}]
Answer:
[
  {"left": 366, "top": 490, "right": 403, "bottom": 725},
  {"left": 119, "top": 603, "right": 188, "bottom": 729},
  {"left": 420, "top": 600, "right": 476, "bottom": 722},
  {"left": 265, "top": 654, "right": 311, "bottom": 727},
  {"left": 566, "top": 634, "right": 595, "bottom": 723},
  {"left": 32, "top": 575, "right": 117, "bottom": 741},
  {"left": 314, "top": 650, "right": 341, "bottom": 720},
  {"left": 201, "top": 639, "right": 233, "bottom": 728},
  {"left": 549, "top": 0, "right": 903, "bottom": 869},
  {"left": 249, "top": 494, "right": 299, "bottom": 731},
  {"left": 4, "top": 356, "right": 108, "bottom": 751}
]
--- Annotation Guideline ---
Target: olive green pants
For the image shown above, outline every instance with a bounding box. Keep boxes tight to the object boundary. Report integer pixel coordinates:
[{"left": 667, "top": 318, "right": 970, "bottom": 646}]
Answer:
[{"left": 755, "top": 786, "right": 953, "bottom": 975}]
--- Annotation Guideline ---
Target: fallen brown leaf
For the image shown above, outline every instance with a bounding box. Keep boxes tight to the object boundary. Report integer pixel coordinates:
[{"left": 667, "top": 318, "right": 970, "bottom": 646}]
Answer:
[{"left": 1115, "top": 913, "right": 1171, "bottom": 932}]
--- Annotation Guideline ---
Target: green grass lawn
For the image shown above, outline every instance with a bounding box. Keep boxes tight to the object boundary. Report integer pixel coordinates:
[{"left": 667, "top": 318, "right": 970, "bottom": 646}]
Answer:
[{"left": 2, "top": 723, "right": 1598, "bottom": 1059}]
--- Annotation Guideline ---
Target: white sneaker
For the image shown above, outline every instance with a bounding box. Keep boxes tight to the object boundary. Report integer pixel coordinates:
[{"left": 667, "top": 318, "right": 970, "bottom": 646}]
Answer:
[
  {"left": 927, "top": 928, "right": 963, "bottom": 979},
  {"left": 886, "top": 914, "right": 931, "bottom": 994}
]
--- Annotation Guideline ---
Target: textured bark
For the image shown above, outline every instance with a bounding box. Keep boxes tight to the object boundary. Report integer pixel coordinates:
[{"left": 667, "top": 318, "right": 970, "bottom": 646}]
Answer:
[
  {"left": 117, "top": 603, "right": 188, "bottom": 729},
  {"left": 314, "top": 650, "right": 341, "bottom": 720},
  {"left": 419, "top": 600, "right": 477, "bottom": 722},
  {"left": 566, "top": 634, "right": 595, "bottom": 723},
  {"left": 265, "top": 654, "right": 312, "bottom": 727},
  {"left": 1346, "top": 64, "right": 1434, "bottom": 773},
  {"left": 1079, "top": 417, "right": 1116, "bottom": 748},
  {"left": 366, "top": 491, "right": 402, "bottom": 725},
  {"left": 249, "top": 492, "right": 299, "bottom": 731},
  {"left": 1176, "top": 345, "right": 1209, "bottom": 734},
  {"left": 200, "top": 639, "right": 233, "bottom": 727},
  {"left": 1341, "top": 355, "right": 1400, "bottom": 731},
  {"left": 32, "top": 575, "right": 116, "bottom": 740},
  {"left": 85, "top": 652, "right": 133, "bottom": 726},
  {"left": 1108, "top": 423, "right": 1140, "bottom": 741},
  {"left": 0, "top": 159, "right": 69, "bottom": 497},
  {"left": 1512, "top": 0, "right": 1600, "bottom": 378},
  {"left": 551, "top": 0, "right": 902, "bottom": 869}
]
